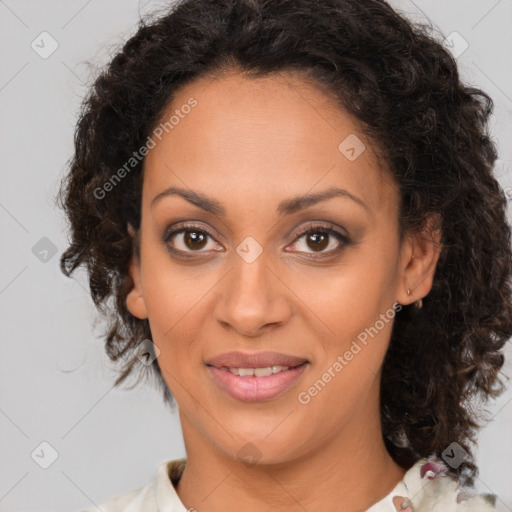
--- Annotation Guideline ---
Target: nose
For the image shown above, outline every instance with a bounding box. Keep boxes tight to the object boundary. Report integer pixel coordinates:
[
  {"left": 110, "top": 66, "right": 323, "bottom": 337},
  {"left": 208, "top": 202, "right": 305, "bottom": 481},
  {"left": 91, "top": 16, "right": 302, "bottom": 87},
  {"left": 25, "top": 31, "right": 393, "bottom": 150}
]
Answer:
[{"left": 213, "top": 250, "right": 293, "bottom": 337}]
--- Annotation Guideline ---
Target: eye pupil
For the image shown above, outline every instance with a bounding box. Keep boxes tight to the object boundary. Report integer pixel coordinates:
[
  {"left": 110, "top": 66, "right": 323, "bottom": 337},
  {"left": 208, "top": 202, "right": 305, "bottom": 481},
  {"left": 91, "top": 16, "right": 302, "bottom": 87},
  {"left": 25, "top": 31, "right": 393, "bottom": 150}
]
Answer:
[
  {"left": 307, "top": 232, "right": 328, "bottom": 251},
  {"left": 185, "top": 231, "right": 207, "bottom": 250},
  {"left": 166, "top": 225, "right": 345, "bottom": 257}
]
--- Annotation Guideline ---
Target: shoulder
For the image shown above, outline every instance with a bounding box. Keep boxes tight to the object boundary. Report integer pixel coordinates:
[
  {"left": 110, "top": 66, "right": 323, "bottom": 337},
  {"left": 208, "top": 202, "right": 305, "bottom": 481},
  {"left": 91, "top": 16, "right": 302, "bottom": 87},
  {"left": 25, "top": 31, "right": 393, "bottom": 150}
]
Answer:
[
  {"left": 78, "top": 482, "right": 154, "bottom": 512},
  {"left": 399, "top": 456, "right": 497, "bottom": 511},
  {"left": 74, "top": 458, "right": 187, "bottom": 512}
]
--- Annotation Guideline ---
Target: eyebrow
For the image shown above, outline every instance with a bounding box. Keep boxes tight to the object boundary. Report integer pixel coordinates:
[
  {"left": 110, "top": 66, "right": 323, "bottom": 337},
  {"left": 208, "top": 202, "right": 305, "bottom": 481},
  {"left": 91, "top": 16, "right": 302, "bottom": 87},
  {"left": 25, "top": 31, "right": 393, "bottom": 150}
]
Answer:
[{"left": 150, "top": 185, "right": 369, "bottom": 216}]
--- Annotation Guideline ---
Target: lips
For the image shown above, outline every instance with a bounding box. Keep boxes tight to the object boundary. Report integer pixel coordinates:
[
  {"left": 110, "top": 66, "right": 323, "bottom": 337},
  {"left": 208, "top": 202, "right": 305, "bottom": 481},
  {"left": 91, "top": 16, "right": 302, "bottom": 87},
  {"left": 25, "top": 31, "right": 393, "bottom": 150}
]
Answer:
[
  {"left": 204, "top": 351, "right": 309, "bottom": 369},
  {"left": 206, "top": 361, "right": 309, "bottom": 402}
]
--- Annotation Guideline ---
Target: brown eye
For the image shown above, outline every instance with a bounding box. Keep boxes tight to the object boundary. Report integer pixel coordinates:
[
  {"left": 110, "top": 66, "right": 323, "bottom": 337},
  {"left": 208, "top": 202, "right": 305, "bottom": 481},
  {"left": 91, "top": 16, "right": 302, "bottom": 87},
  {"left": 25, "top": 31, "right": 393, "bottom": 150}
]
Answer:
[
  {"left": 163, "top": 221, "right": 350, "bottom": 259},
  {"left": 305, "top": 232, "right": 329, "bottom": 252},
  {"left": 182, "top": 230, "right": 208, "bottom": 250},
  {"left": 164, "top": 224, "right": 221, "bottom": 253},
  {"left": 287, "top": 223, "right": 350, "bottom": 258}
]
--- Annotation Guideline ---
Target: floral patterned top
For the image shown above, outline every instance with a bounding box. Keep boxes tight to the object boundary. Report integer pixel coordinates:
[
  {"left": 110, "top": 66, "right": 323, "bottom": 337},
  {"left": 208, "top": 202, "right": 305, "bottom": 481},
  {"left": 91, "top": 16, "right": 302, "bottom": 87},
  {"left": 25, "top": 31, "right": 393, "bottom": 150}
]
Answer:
[
  {"left": 366, "top": 455, "right": 496, "bottom": 511},
  {"left": 79, "top": 455, "right": 497, "bottom": 511}
]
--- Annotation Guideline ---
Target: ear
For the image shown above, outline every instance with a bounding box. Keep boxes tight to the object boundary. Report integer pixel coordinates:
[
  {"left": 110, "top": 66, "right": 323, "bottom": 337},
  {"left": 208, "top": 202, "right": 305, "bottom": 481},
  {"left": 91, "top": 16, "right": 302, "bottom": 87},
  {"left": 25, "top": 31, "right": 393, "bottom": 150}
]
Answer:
[
  {"left": 126, "top": 223, "right": 148, "bottom": 320},
  {"left": 396, "top": 213, "right": 442, "bottom": 306}
]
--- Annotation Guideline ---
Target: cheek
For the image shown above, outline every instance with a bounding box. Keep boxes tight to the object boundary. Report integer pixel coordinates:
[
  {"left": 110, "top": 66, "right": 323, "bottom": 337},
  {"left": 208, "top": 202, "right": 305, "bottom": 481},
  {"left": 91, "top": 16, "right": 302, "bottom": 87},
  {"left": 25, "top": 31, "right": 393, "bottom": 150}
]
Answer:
[
  {"left": 296, "top": 310, "right": 396, "bottom": 428},
  {"left": 139, "top": 233, "right": 216, "bottom": 333},
  {"left": 293, "top": 249, "right": 399, "bottom": 335},
  {"left": 140, "top": 226, "right": 399, "bottom": 384},
  {"left": 138, "top": 247, "right": 209, "bottom": 374},
  {"left": 144, "top": 289, "right": 209, "bottom": 403},
  {"left": 293, "top": 247, "right": 399, "bottom": 403}
]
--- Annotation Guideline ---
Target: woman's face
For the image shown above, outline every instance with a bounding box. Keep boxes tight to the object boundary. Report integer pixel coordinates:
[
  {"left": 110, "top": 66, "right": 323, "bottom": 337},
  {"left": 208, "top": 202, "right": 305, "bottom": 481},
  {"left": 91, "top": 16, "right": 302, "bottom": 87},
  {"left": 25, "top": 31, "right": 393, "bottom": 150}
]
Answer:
[{"left": 126, "top": 70, "right": 433, "bottom": 464}]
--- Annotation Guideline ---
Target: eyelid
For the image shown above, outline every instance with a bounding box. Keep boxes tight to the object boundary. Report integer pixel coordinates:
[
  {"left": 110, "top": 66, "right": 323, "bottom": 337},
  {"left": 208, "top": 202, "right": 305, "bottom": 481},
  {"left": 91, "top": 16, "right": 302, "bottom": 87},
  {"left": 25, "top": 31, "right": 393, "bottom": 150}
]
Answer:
[
  {"left": 288, "top": 221, "right": 349, "bottom": 244},
  {"left": 163, "top": 220, "right": 350, "bottom": 255},
  {"left": 163, "top": 221, "right": 222, "bottom": 249}
]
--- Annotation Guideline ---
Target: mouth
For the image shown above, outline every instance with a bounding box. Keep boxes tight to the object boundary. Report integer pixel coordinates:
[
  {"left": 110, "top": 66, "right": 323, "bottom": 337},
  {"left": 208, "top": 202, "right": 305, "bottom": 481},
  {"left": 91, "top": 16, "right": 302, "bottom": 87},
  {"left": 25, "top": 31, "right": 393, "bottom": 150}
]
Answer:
[
  {"left": 204, "top": 350, "right": 309, "bottom": 369},
  {"left": 205, "top": 360, "right": 309, "bottom": 402},
  {"left": 207, "top": 361, "right": 307, "bottom": 376}
]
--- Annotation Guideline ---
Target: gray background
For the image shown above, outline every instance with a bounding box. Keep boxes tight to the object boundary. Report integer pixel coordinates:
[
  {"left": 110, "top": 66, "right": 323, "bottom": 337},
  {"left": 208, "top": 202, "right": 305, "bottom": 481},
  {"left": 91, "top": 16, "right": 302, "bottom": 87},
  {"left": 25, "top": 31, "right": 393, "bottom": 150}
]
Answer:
[{"left": 1, "top": 1, "right": 511, "bottom": 511}]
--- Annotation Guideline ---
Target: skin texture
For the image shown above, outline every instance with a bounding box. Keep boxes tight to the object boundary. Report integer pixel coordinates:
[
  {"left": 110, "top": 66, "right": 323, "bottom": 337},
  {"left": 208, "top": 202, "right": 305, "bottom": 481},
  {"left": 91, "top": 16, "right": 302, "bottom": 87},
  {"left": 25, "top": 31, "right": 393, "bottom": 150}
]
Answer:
[{"left": 126, "top": 70, "right": 441, "bottom": 512}]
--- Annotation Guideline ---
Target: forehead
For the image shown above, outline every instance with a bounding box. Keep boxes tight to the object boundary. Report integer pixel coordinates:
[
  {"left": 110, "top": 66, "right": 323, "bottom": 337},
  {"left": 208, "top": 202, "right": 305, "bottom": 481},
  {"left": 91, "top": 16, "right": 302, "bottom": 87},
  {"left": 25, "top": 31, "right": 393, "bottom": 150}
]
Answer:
[{"left": 142, "top": 70, "right": 398, "bottom": 218}]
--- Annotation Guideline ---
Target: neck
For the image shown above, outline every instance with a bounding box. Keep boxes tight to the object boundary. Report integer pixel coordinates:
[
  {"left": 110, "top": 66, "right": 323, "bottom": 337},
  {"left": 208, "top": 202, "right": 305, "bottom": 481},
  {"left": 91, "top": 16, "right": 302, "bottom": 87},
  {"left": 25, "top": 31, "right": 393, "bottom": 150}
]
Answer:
[{"left": 175, "top": 388, "right": 407, "bottom": 512}]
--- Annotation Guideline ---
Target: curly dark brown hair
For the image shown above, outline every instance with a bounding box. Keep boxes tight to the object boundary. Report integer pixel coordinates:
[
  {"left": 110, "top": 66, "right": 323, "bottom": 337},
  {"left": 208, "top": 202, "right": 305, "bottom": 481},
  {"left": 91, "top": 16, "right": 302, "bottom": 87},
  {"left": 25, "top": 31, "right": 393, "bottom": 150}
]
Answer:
[{"left": 56, "top": 0, "right": 512, "bottom": 486}]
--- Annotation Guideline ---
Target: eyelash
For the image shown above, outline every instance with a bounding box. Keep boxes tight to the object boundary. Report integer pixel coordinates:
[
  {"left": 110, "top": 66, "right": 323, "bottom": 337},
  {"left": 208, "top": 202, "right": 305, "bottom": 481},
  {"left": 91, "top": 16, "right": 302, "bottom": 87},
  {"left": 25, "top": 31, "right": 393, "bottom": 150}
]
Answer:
[{"left": 163, "top": 221, "right": 350, "bottom": 259}]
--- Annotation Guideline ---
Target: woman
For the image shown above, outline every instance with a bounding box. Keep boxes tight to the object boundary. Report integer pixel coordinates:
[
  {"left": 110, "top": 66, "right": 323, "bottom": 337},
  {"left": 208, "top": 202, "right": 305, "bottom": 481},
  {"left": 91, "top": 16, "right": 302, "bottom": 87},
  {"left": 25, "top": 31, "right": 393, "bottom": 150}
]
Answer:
[{"left": 58, "top": 0, "right": 512, "bottom": 510}]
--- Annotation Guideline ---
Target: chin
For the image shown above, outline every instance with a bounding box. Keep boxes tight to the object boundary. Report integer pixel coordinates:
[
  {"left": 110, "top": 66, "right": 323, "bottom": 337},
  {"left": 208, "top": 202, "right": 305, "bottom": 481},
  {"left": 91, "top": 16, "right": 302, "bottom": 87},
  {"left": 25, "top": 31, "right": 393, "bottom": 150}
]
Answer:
[{"left": 219, "top": 428, "right": 308, "bottom": 467}]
